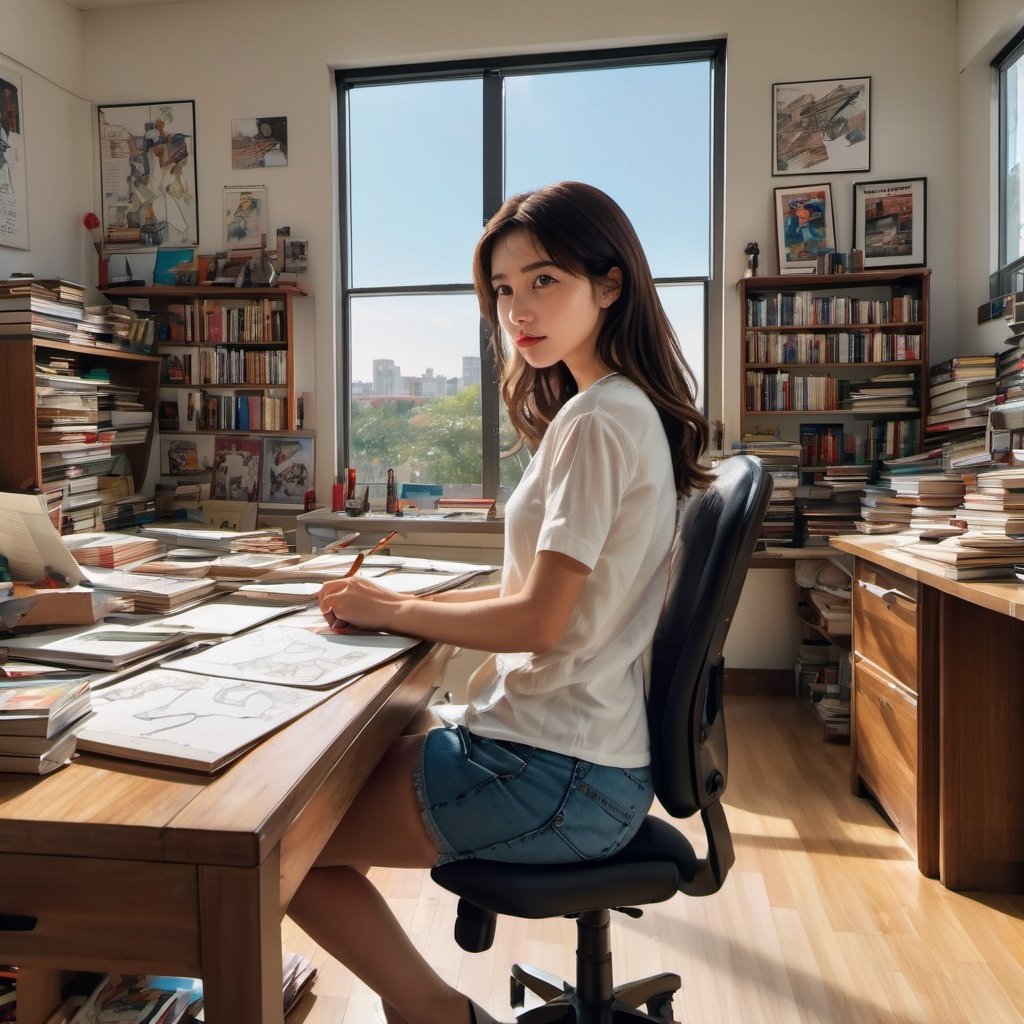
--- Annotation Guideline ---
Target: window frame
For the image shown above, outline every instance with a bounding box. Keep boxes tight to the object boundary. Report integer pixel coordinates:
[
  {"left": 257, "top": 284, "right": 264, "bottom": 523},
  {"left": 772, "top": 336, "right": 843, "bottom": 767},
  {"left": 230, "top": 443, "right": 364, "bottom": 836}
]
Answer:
[
  {"left": 994, "top": 27, "right": 1024, "bottom": 297},
  {"left": 335, "top": 41, "right": 725, "bottom": 496}
]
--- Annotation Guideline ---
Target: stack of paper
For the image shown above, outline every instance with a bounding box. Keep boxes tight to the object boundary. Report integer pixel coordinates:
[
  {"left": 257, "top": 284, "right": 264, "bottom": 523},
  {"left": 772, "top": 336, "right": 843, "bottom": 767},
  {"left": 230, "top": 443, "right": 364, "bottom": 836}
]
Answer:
[{"left": 64, "top": 531, "right": 164, "bottom": 568}]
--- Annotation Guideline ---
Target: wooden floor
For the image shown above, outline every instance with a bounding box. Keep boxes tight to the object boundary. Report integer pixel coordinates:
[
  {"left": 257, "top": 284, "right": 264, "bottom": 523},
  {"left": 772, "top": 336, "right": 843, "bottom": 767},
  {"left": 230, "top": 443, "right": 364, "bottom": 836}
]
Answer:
[{"left": 281, "top": 696, "right": 1024, "bottom": 1023}]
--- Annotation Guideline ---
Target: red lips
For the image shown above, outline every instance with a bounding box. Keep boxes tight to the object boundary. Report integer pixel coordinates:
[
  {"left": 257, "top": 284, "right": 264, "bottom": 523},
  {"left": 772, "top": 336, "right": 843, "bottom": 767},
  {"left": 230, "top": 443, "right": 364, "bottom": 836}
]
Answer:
[{"left": 515, "top": 332, "right": 543, "bottom": 348}]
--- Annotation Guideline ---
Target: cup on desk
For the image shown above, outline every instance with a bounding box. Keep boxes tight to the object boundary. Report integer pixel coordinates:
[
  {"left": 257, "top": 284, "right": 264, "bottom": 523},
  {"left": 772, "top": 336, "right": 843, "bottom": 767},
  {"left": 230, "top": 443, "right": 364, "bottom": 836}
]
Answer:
[{"left": 344, "top": 499, "right": 366, "bottom": 517}]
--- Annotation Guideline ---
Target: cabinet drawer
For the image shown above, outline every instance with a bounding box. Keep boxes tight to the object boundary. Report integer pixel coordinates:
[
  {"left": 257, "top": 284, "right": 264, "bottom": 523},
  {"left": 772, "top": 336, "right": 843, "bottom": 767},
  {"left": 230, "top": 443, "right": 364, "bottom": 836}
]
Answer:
[
  {"left": 853, "top": 561, "right": 918, "bottom": 689},
  {"left": 854, "top": 658, "right": 918, "bottom": 851},
  {"left": 0, "top": 853, "right": 200, "bottom": 973}
]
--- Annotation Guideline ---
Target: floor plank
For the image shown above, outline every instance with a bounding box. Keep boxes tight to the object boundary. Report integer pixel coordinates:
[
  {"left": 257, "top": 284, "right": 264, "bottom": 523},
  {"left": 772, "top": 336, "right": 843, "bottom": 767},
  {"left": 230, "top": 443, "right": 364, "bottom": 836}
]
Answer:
[{"left": 282, "top": 696, "right": 1024, "bottom": 1023}]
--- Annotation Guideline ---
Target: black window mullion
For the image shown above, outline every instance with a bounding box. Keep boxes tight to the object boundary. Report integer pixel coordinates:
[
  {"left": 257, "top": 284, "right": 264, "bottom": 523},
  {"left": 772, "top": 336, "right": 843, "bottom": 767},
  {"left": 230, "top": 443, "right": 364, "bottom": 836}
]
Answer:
[{"left": 481, "top": 70, "right": 504, "bottom": 498}]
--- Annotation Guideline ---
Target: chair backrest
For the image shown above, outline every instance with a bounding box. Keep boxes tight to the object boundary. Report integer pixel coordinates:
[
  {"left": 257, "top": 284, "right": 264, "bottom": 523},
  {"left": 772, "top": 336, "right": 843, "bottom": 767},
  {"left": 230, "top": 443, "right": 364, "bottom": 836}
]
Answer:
[{"left": 646, "top": 455, "right": 772, "bottom": 821}]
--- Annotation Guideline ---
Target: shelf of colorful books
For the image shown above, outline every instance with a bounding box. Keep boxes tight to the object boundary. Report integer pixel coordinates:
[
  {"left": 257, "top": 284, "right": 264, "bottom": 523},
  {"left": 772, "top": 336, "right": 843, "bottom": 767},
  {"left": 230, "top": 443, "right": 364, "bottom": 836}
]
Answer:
[{"left": 0, "top": 337, "right": 159, "bottom": 513}]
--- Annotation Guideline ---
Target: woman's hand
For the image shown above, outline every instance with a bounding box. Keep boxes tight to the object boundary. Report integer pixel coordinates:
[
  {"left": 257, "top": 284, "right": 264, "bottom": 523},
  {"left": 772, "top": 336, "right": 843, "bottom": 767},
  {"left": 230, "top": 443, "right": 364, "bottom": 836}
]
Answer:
[{"left": 318, "top": 577, "right": 406, "bottom": 634}]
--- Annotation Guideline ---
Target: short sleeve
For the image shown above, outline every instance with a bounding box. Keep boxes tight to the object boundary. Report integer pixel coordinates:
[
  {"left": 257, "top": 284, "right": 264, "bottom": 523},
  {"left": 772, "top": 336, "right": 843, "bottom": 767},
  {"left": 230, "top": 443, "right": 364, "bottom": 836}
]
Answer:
[{"left": 535, "top": 410, "right": 635, "bottom": 569}]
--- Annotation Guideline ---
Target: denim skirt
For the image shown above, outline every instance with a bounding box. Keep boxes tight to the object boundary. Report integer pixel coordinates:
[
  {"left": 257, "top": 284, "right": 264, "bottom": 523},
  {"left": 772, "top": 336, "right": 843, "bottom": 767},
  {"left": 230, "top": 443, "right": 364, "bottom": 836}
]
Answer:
[{"left": 413, "top": 724, "right": 654, "bottom": 867}]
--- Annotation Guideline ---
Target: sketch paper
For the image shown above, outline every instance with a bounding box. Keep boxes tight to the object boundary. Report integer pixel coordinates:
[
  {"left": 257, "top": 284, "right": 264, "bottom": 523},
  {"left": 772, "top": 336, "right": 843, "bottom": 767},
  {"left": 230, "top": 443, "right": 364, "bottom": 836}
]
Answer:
[
  {"left": 1, "top": 622, "right": 190, "bottom": 669},
  {"left": 165, "top": 611, "right": 419, "bottom": 688},
  {"left": 75, "top": 668, "right": 336, "bottom": 772},
  {"left": 155, "top": 597, "right": 296, "bottom": 635},
  {"left": 0, "top": 492, "right": 86, "bottom": 585}
]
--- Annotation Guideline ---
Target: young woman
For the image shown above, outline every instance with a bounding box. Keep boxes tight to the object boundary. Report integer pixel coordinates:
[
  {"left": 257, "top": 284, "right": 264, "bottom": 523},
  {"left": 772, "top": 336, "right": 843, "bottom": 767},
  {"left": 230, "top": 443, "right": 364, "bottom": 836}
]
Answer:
[{"left": 289, "top": 181, "right": 710, "bottom": 1024}]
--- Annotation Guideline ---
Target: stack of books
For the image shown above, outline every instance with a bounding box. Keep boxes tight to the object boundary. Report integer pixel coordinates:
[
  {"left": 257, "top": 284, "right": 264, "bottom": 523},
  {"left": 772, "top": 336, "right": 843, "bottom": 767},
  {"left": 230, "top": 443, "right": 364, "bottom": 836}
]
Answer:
[
  {"left": 840, "top": 371, "right": 919, "bottom": 415},
  {"left": 728, "top": 439, "right": 801, "bottom": 547},
  {"left": 926, "top": 355, "right": 998, "bottom": 438},
  {"left": 0, "top": 675, "right": 92, "bottom": 775},
  {"left": 64, "top": 531, "right": 164, "bottom": 568},
  {"left": 896, "top": 533, "right": 1024, "bottom": 581}
]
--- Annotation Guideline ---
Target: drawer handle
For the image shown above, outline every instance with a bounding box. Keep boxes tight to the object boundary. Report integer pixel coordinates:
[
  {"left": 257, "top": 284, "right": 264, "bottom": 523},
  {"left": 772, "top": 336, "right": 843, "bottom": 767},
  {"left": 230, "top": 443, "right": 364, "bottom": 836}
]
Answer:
[
  {"left": 0, "top": 913, "right": 37, "bottom": 931},
  {"left": 858, "top": 580, "right": 915, "bottom": 606}
]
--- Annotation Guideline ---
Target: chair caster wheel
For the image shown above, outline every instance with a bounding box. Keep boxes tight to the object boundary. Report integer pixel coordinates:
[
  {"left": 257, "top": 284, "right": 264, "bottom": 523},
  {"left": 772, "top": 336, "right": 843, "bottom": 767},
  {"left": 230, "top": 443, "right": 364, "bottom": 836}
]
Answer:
[
  {"left": 646, "top": 995, "right": 674, "bottom": 1020},
  {"left": 510, "top": 977, "right": 526, "bottom": 1009}
]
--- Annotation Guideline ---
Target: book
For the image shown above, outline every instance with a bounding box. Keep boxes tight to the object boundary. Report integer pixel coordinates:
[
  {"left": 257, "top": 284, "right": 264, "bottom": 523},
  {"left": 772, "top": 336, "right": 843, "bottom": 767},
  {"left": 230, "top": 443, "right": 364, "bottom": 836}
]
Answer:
[
  {"left": 0, "top": 728, "right": 77, "bottom": 774},
  {"left": 0, "top": 623, "right": 192, "bottom": 670},
  {"left": 63, "top": 532, "right": 164, "bottom": 568},
  {"left": 8, "top": 583, "right": 131, "bottom": 626},
  {"left": 69, "top": 972, "right": 193, "bottom": 1024},
  {"left": 0, "top": 678, "right": 92, "bottom": 738},
  {"left": 75, "top": 668, "right": 342, "bottom": 772}
]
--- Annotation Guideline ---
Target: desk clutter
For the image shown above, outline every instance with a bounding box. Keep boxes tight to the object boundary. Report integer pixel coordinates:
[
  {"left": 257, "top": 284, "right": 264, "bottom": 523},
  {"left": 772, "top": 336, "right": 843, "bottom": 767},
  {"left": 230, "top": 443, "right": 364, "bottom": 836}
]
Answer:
[{"left": 0, "top": 490, "right": 496, "bottom": 777}]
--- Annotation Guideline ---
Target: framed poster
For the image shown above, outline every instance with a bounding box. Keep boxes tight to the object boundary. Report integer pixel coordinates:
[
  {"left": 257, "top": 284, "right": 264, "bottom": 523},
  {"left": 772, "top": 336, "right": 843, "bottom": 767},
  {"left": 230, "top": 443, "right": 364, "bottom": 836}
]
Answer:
[
  {"left": 0, "top": 61, "right": 28, "bottom": 249},
  {"left": 773, "top": 77, "right": 870, "bottom": 176},
  {"left": 211, "top": 435, "right": 262, "bottom": 501},
  {"left": 261, "top": 437, "right": 314, "bottom": 504},
  {"left": 97, "top": 101, "right": 198, "bottom": 248},
  {"left": 774, "top": 183, "right": 836, "bottom": 274},
  {"left": 223, "top": 185, "right": 267, "bottom": 249},
  {"left": 853, "top": 177, "right": 927, "bottom": 268}
]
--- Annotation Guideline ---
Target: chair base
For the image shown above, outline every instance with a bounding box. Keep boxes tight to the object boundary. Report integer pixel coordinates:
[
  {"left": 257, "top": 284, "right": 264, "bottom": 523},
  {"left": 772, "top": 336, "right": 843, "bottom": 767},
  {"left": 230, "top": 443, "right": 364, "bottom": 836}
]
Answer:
[
  {"left": 512, "top": 966, "right": 680, "bottom": 1022},
  {"left": 507, "top": 909, "right": 681, "bottom": 1023}
]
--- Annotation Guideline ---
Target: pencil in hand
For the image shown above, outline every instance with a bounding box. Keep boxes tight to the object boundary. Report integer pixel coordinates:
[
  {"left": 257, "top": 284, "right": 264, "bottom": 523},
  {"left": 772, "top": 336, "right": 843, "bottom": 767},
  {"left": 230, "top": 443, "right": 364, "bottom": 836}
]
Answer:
[{"left": 343, "top": 530, "right": 399, "bottom": 578}]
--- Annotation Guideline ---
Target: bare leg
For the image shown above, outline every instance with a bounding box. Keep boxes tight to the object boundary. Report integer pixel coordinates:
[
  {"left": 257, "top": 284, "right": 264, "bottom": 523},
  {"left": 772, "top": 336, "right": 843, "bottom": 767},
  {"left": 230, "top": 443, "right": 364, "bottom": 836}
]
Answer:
[{"left": 288, "top": 732, "right": 475, "bottom": 1024}]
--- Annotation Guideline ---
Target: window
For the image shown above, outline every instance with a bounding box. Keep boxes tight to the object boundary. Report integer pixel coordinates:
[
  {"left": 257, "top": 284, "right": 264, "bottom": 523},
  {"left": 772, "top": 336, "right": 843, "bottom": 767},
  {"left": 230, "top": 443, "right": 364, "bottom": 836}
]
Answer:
[
  {"left": 996, "top": 29, "right": 1024, "bottom": 296},
  {"left": 337, "top": 43, "right": 724, "bottom": 501}
]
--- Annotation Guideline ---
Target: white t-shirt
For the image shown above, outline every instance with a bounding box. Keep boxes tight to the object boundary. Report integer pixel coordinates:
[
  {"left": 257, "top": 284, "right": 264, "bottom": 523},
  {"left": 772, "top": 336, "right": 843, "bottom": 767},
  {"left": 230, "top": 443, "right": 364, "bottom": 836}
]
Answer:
[{"left": 462, "top": 374, "right": 676, "bottom": 768}]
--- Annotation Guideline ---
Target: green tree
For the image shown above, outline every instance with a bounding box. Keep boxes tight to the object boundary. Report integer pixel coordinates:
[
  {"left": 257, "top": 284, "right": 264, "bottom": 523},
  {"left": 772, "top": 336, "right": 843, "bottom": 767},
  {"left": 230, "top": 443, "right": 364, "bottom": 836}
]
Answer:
[
  {"left": 407, "top": 386, "right": 483, "bottom": 485},
  {"left": 349, "top": 398, "right": 418, "bottom": 482}
]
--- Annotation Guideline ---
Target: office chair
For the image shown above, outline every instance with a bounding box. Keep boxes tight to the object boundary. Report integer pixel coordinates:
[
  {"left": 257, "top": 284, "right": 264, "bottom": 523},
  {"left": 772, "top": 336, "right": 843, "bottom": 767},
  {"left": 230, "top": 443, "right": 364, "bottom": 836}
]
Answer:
[{"left": 431, "top": 454, "right": 772, "bottom": 1023}]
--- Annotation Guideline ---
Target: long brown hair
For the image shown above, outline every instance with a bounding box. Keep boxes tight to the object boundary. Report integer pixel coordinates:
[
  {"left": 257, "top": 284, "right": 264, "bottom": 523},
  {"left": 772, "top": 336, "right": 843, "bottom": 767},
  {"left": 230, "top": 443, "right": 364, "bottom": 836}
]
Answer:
[{"left": 473, "top": 181, "right": 711, "bottom": 496}]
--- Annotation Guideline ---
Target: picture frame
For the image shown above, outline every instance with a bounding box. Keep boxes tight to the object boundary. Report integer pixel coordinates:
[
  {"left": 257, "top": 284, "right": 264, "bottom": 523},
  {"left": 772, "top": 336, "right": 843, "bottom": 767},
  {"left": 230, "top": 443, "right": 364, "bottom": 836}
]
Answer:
[
  {"left": 773, "top": 77, "right": 870, "bottom": 176},
  {"left": 223, "top": 185, "right": 267, "bottom": 249},
  {"left": 231, "top": 117, "right": 288, "bottom": 169},
  {"left": 852, "top": 177, "right": 927, "bottom": 268},
  {"left": 0, "top": 60, "right": 29, "bottom": 250},
  {"left": 774, "top": 183, "right": 836, "bottom": 274},
  {"left": 211, "top": 436, "right": 262, "bottom": 501},
  {"left": 261, "top": 437, "right": 315, "bottom": 505},
  {"left": 97, "top": 101, "right": 198, "bottom": 248}
]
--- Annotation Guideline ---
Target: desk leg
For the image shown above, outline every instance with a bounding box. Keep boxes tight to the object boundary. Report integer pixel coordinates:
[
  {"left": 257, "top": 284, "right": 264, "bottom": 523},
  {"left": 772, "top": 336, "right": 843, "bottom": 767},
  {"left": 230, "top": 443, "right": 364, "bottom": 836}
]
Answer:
[
  {"left": 199, "top": 849, "right": 284, "bottom": 1024},
  {"left": 12, "top": 968, "right": 63, "bottom": 1024}
]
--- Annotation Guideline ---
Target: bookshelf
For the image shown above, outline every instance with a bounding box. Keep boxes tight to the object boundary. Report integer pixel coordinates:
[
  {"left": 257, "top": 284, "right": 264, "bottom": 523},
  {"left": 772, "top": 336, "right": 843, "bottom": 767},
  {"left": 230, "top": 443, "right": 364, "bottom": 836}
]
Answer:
[
  {"left": 107, "top": 284, "right": 307, "bottom": 434},
  {"left": 107, "top": 284, "right": 314, "bottom": 503},
  {"left": 740, "top": 269, "right": 931, "bottom": 471},
  {"left": 0, "top": 337, "right": 159, "bottom": 499}
]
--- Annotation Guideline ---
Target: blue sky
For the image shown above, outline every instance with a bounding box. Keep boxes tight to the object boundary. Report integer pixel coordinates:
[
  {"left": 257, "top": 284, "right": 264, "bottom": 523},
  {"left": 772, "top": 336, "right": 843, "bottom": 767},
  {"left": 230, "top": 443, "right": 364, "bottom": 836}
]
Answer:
[{"left": 346, "top": 60, "right": 712, "bottom": 387}]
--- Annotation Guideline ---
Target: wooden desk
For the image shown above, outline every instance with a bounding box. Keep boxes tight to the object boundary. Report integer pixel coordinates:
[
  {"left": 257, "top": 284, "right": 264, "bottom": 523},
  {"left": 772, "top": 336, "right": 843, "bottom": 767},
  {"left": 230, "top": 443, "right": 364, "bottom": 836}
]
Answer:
[
  {"left": 831, "top": 534, "right": 1024, "bottom": 893},
  {"left": 0, "top": 642, "right": 450, "bottom": 1023}
]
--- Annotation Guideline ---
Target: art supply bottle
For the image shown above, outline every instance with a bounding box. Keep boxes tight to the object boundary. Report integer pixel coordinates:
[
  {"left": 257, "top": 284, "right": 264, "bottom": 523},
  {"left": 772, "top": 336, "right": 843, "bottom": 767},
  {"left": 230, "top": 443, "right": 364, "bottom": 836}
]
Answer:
[
  {"left": 386, "top": 468, "right": 398, "bottom": 515},
  {"left": 332, "top": 475, "right": 345, "bottom": 512},
  {"left": 347, "top": 466, "right": 357, "bottom": 501}
]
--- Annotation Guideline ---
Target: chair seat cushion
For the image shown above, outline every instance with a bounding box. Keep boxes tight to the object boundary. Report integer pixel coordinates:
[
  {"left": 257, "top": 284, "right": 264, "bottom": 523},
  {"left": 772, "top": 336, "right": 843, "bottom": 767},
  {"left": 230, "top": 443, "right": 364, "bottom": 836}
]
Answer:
[{"left": 430, "top": 815, "right": 698, "bottom": 918}]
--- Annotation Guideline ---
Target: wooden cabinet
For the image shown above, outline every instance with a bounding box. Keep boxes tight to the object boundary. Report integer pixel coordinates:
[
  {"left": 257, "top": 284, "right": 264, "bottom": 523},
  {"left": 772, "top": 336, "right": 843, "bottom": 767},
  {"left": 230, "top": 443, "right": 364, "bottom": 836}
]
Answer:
[
  {"left": 849, "top": 558, "right": 940, "bottom": 876},
  {"left": 0, "top": 338, "right": 159, "bottom": 496},
  {"left": 739, "top": 269, "right": 931, "bottom": 467}
]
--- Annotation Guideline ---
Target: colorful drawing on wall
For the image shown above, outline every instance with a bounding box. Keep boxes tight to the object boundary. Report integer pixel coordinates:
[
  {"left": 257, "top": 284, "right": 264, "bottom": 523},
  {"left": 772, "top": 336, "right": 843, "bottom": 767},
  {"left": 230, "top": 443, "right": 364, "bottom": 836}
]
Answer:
[
  {"left": 97, "top": 101, "right": 198, "bottom": 248},
  {"left": 211, "top": 435, "right": 262, "bottom": 501},
  {"left": 261, "top": 437, "right": 314, "bottom": 504},
  {"left": 231, "top": 117, "right": 288, "bottom": 169},
  {"left": 223, "top": 185, "right": 267, "bottom": 249},
  {"left": 773, "top": 77, "right": 870, "bottom": 176},
  {"left": 0, "top": 61, "right": 28, "bottom": 250},
  {"left": 773, "top": 182, "right": 836, "bottom": 274}
]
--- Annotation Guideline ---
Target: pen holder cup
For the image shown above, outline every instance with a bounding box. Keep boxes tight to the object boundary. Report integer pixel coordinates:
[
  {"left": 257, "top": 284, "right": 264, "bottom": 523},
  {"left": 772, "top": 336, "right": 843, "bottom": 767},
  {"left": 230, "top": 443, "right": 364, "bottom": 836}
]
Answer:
[{"left": 344, "top": 499, "right": 367, "bottom": 517}]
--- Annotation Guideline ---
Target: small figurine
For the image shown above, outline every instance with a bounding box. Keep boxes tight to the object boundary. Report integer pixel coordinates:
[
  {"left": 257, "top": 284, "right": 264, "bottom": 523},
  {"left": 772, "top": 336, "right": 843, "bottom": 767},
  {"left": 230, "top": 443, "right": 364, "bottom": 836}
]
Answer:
[{"left": 744, "top": 241, "right": 759, "bottom": 278}]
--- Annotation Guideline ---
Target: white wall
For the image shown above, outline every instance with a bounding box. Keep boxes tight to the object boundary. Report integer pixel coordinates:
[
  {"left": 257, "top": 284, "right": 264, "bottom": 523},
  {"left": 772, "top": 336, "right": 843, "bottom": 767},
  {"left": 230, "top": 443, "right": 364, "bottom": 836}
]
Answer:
[
  {"left": 5, "top": 0, "right": 966, "bottom": 669},
  {"left": 0, "top": 0, "right": 96, "bottom": 285}
]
